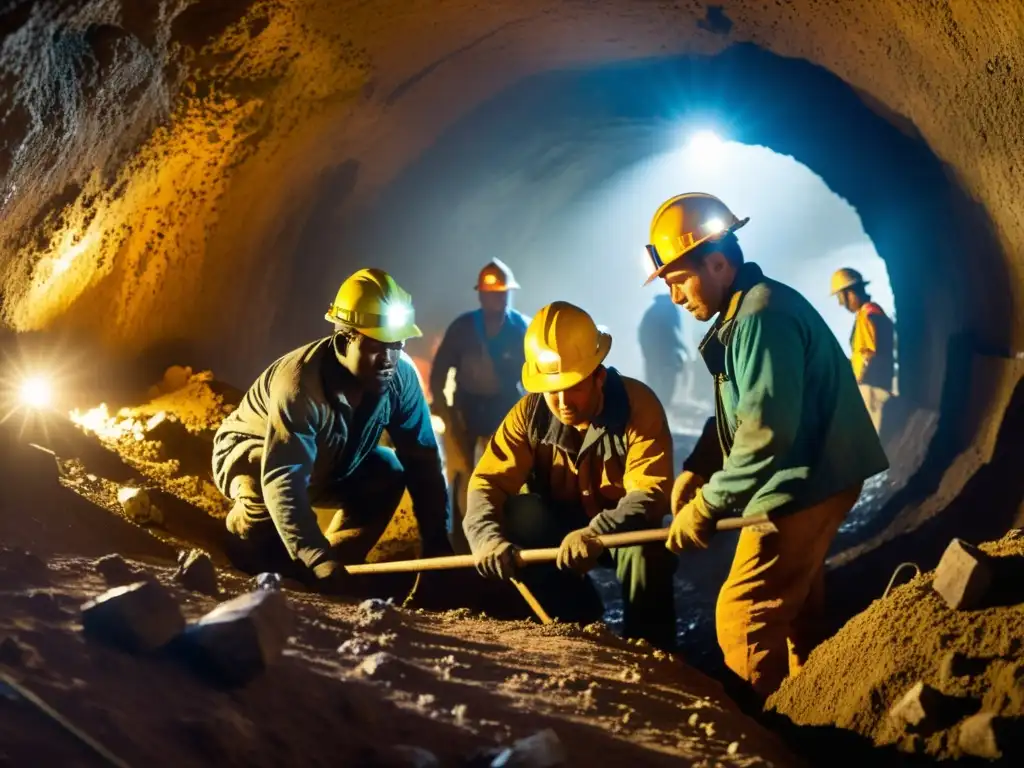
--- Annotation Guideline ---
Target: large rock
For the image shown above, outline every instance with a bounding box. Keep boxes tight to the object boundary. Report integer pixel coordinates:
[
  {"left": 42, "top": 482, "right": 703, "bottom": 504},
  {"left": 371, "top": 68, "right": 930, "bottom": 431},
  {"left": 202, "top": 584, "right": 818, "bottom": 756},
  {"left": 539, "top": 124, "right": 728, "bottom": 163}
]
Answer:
[
  {"left": 81, "top": 581, "right": 185, "bottom": 652},
  {"left": 932, "top": 539, "right": 993, "bottom": 610},
  {"left": 183, "top": 590, "right": 293, "bottom": 685}
]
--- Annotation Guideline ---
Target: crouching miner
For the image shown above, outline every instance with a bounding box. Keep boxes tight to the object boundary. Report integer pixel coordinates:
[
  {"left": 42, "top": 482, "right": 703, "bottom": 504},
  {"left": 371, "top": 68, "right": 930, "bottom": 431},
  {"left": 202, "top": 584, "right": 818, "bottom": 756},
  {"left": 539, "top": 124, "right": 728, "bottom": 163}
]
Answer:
[
  {"left": 463, "top": 301, "right": 678, "bottom": 648},
  {"left": 212, "top": 268, "right": 452, "bottom": 594}
]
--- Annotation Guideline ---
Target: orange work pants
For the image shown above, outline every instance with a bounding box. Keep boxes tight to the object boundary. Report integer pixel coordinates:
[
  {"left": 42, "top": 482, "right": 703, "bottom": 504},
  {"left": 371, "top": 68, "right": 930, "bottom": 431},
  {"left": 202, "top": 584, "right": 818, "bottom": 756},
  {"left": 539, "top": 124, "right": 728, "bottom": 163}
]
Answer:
[{"left": 715, "top": 483, "right": 863, "bottom": 698}]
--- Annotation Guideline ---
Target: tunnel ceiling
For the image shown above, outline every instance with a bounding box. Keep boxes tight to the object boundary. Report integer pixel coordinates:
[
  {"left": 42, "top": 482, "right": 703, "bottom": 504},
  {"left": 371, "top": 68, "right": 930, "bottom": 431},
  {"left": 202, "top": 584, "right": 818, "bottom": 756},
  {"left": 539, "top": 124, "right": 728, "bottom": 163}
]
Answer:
[{"left": 1, "top": 0, "right": 1022, "bottom": 399}]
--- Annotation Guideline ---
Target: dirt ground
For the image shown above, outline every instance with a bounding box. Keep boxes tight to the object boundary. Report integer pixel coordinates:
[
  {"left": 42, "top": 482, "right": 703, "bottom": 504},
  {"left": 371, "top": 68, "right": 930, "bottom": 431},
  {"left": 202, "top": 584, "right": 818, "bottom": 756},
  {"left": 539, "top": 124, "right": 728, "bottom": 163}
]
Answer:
[
  {"left": 0, "top": 550, "right": 800, "bottom": 766},
  {"left": 0, "top": 370, "right": 806, "bottom": 766},
  {"left": 768, "top": 531, "right": 1024, "bottom": 762}
]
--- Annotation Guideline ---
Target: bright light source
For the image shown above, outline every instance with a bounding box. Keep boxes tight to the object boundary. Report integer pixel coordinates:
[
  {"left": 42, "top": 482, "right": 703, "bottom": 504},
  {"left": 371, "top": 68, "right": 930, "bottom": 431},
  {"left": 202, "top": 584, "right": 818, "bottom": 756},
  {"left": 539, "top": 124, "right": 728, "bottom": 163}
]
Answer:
[
  {"left": 19, "top": 376, "right": 52, "bottom": 409},
  {"left": 482, "top": 273, "right": 498, "bottom": 286},
  {"left": 535, "top": 349, "right": 561, "bottom": 369},
  {"left": 704, "top": 218, "right": 726, "bottom": 235},
  {"left": 685, "top": 130, "right": 726, "bottom": 165},
  {"left": 385, "top": 304, "right": 411, "bottom": 328}
]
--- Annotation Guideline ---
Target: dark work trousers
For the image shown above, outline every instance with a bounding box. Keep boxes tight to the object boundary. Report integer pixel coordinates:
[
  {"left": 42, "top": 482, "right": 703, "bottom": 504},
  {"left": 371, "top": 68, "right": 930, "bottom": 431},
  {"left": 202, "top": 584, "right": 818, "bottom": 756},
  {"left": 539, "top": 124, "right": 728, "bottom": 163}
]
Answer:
[
  {"left": 503, "top": 494, "right": 678, "bottom": 649},
  {"left": 224, "top": 446, "right": 408, "bottom": 583}
]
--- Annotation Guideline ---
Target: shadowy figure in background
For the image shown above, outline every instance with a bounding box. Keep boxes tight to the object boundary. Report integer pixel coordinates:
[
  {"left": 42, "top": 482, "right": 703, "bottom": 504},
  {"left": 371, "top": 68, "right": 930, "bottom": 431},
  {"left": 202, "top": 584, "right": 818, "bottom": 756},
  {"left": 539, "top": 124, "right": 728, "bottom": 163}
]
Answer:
[
  {"left": 639, "top": 293, "right": 691, "bottom": 412},
  {"left": 830, "top": 267, "right": 896, "bottom": 433},
  {"left": 430, "top": 259, "right": 529, "bottom": 554}
]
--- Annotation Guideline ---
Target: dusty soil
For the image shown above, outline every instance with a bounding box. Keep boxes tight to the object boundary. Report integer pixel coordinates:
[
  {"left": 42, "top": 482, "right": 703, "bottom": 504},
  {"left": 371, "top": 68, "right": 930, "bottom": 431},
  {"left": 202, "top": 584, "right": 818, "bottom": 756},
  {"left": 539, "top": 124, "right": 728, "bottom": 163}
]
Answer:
[
  {"left": 768, "top": 531, "right": 1024, "bottom": 762},
  {"left": 0, "top": 547, "right": 801, "bottom": 767}
]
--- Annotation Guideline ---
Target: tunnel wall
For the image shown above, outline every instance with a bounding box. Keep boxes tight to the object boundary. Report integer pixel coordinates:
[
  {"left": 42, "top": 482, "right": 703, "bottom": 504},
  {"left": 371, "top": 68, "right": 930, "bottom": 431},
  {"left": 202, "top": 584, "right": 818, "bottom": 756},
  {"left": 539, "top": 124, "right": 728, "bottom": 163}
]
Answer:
[
  {"left": 354, "top": 46, "right": 1013, "bottom": 419},
  {"left": 1, "top": 0, "right": 1022, "bottom": 410}
]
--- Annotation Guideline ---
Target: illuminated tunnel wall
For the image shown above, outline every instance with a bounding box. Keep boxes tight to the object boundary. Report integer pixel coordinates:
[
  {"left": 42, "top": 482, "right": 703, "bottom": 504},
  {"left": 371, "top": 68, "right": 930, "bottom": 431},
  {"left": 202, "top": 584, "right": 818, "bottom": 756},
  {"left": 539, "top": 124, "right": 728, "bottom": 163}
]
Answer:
[{"left": 339, "top": 45, "right": 1011, "bottom": 430}]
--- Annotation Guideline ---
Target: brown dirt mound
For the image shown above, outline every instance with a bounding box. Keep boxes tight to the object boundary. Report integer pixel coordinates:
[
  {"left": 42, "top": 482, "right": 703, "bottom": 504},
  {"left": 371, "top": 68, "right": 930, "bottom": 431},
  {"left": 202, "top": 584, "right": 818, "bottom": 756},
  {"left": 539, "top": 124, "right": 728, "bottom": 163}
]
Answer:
[{"left": 767, "top": 530, "right": 1024, "bottom": 761}]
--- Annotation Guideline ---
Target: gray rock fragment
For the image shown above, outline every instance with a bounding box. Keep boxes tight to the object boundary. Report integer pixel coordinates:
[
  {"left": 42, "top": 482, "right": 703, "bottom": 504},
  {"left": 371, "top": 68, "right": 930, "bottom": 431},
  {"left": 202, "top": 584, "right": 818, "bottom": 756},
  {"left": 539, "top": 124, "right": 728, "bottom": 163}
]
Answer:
[
  {"left": 94, "top": 554, "right": 138, "bottom": 586},
  {"left": 932, "top": 539, "right": 993, "bottom": 610},
  {"left": 255, "top": 572, "right": 282, "bottom": 591},
  {"left": 174, "top": 549, "right": 219, "bottom": 596},
  {"left": 959, "top": 712, "right": 1006, "bottom": 759},
  {"left": 184, "top": 590, "right": 293, "bottom": 685},
  {"left": 81, "top": 581, "right": 185, "bottom": 652}
]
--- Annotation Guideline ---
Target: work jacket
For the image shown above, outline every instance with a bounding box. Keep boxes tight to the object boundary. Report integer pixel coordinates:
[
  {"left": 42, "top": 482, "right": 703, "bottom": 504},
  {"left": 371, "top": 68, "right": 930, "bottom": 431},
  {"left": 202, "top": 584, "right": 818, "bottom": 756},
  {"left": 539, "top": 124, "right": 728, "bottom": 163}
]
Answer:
[
  {"left": 212, "top": 336, "right": 448, "bottom": 565},
  {"left": 851, "top": 302, "right": 895, "bottom": 392},
  {"left": 430, "top": 309, "right": 529, "bottom": 438},
  {"left": 463, "top": 368, "right": 673, "bottom": 553},
  {"left": 682, "top": 263, "right": 889, "bottom": 520}
]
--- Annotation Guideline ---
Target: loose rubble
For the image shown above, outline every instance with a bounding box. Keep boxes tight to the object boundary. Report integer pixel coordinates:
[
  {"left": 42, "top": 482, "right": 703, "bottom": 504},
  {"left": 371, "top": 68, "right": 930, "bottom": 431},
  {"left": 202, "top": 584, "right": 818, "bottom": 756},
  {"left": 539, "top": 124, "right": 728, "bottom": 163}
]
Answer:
[
  {"left": 491, "top": 728, "right": 567, "bottom": 767},
  {"left": 81, "top": 581, "right": 185, "bottom": 652},
  {"left": 94, "top": 553, "right": 141, "bottom": 586},
  {"left": 769, "top": 531, "right": 1024, "bottom": 761},
  {"left": 117, "top": 486, "right": 164, "bottom": 526}
]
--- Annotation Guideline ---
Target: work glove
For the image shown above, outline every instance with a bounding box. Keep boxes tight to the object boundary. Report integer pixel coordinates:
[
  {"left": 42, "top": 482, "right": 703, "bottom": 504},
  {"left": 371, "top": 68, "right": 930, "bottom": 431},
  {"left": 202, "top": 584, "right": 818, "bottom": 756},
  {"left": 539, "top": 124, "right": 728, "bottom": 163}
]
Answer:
[
  {"left": 666, "top": 490, "right": 717, "bottom": 553},
  {"left": 671, "top": 470, "right": 707, "bottom": 516},
  {"left": 475, "top": 540, "right": 519, "bottom": 581},
  {"left": 306, "top": 550, "right": 352, "bottom": 595},
  {"left": 555, "top": 527, "right": 605, "bottom": 575}
]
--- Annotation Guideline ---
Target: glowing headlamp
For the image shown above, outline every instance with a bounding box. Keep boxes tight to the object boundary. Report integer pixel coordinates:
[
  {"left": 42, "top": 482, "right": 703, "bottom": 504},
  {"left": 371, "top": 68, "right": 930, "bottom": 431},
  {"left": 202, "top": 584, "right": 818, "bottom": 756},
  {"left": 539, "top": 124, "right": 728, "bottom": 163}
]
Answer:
[
  {"left": 534, "top": 348, "right": 562, "bottom": 374},
  {"left": 19, "top": 376, "right": 53, "bottom": 410},
  {"left": 386, "top": 304, "right": 412, "bottom": 328}
]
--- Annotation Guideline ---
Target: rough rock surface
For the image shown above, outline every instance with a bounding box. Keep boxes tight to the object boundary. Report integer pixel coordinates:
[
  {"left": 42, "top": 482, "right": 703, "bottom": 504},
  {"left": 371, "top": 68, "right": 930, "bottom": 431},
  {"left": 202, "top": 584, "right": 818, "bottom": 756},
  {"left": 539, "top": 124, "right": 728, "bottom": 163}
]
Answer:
[
  {"left": 81, "top": 579, "right": 185, "bottom": 652},
  {"left": 768, "top": 530, "right": 1024, "bottom": 761}
]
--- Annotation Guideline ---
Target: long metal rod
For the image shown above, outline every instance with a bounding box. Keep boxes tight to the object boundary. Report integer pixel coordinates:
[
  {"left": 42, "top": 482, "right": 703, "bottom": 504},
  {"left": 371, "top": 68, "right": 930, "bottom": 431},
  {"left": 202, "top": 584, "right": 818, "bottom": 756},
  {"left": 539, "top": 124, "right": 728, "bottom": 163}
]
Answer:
[
  {"left": 0, "top": 671, "right": 132, "bottom": 768},
  {"left": 346, "top": 514, "right": 774, "bottom": 576}
]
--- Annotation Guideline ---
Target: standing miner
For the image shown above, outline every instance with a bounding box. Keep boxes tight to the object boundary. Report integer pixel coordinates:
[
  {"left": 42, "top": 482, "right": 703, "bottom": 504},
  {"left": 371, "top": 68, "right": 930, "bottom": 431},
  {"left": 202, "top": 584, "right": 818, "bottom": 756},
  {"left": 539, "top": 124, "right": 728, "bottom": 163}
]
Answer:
[
  {"left": 463, "top": 301, "right": 678, "bottom": 649},
  {"left": 212, "top": 268, "right": 451, "bottom": 594},
  {"left": 431, "top": 259, "right": 530, "bottom": 553},
  {"left": 644, "top": 193, "right": 888, "bottom": 697},
  {"left": 830, "top": 267, "right": 896, "bottom": 433},
  {"left": 639, "top": 292, "right": 692, "bottom": 411}
]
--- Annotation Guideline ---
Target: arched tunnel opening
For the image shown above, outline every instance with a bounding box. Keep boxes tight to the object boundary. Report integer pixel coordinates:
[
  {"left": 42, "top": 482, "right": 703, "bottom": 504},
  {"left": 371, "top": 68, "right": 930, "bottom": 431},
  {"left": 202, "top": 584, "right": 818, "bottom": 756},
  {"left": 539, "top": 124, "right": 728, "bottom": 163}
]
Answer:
[{"left": 2, "top": 5, "right": 1024, "bottom": 765}]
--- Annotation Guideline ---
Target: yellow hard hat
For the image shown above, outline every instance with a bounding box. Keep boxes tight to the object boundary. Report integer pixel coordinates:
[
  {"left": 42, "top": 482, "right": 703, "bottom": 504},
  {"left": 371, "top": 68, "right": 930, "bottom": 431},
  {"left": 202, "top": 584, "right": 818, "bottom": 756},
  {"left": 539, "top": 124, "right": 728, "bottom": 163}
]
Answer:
[
  {"left": 830, "top": 267, "right": 868, "bottom": 296},
  {"left": 324, "top": 268, "right": 422, "bottom": 343},
  {"left": 475, "top": 258, "right": 520, "bottom": 292},
  {"left": 643, "top": 192, "right": 749, "bottom": 286},
  {"left": 521, "top": 301, "right": 612, "bottom": 393}
]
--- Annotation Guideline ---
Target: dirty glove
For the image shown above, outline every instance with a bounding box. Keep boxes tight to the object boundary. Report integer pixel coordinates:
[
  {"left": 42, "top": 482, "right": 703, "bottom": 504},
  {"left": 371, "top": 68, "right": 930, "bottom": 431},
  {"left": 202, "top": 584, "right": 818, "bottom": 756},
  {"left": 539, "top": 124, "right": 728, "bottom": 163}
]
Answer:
[
  {"left": 556, "top": 527, "right": 605, "bottom": 574},
  {"left": 671, "top": 470, "right": 707, "bottom": 516},
  {"left": 475, "top": 540, "right": 519, "bottom": 581},
  {"left": 666, "top": 490, "right": 717, "bottom": 553},
  {"left": 308, "top": 554, "right": 351, "bottom": 595}
]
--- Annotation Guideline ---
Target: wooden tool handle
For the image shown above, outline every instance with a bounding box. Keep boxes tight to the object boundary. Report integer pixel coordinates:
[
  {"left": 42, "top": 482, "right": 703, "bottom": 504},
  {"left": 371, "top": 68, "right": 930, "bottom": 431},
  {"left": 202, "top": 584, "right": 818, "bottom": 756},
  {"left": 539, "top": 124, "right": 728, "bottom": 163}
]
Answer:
[{"left": 344, "top": 513, "right": 772, "bottom": 575}]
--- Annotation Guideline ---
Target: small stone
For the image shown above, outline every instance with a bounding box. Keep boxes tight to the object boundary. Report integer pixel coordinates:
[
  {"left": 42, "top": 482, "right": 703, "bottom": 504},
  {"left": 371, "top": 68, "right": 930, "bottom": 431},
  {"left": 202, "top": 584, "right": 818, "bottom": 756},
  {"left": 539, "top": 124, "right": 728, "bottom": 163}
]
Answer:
[
  {"left": 688, "top": 713, "right": 700, "bottom": 727},
  {"left": 932, "top": 539, "right": 993, "bottom": 610},
  {"left": 889, "top": 682, "right": 942, "bottom": 730},
  {"left": 184, "top": 590, "right": 293, "bottom": 685},
  {"left": 174, "top": 549, "right": 219, "bottom": 596},
  {"left": 726, "top": 742, "right": 739, "bottom": 755},
  {"left": 117, "top": 487, "right": 163, "bottom": 525},
  {"left": 81, "top": 581, "right": 185, "bottom": 653},
  {"left": 94, "top": 554, "right": 138, "bottom": 586},
  {"left": 254, "top": 572, "right": 282, "bottom": 591},
  {"left": 0, "top": 636, "right": 41, "bottom": 668},
  {"left": 357, "top": 597, "right": 397, "bottom": 628},
  {"left": 958, "top": 712, "right": 1005, "bottom": 759},
  {"left": 356, "top": 651, "right": 396, "bottom": 678},
  {"left": 452, "top": 703, "right": 468, "bottom": 723},
  {"left": 491, "top": 729, "right": 566, "bottom": 767}
]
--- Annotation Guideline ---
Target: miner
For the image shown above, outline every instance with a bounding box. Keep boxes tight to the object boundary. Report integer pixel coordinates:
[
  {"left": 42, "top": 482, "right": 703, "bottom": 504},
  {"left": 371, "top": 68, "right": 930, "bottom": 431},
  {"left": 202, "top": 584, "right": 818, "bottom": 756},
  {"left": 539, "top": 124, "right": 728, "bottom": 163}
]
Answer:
[
  {"left": 463, "top": 301, "right": 678, "bottom": 648},
  {"left": 212, "top": 268, "right": 451, "bottom": 594},
  {"left": 643, "top": 193, "right": 889, "bottom": 697},
  {"left": 830, "top": 267, "right": 896, "bottom": 433},
  {"left": 430, "top": 259, "right": 530, "bottom": 553}
]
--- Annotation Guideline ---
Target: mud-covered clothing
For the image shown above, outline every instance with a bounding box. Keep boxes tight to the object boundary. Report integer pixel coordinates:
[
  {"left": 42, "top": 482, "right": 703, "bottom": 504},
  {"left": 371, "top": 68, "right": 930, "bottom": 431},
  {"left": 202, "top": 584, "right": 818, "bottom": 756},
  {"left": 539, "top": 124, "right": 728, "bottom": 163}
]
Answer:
[
  {"left": 212, "top": 335, "right": 449, "bottom": 568},
  {"left": 463, "top": 368, "right": 673, "bottom": 554},
  {"left": 430, "top": 308, "right": 530, "bottom": 437},
  {"left": 715, "top": 483, "right": 861, "bottom": 696},
  {"left": 681, "top": 262, "right": 888, "bottom": 521},
  {"left": 850, "top": 302, "right": 894, "bottom": 392}
]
